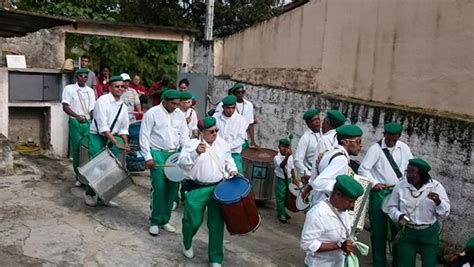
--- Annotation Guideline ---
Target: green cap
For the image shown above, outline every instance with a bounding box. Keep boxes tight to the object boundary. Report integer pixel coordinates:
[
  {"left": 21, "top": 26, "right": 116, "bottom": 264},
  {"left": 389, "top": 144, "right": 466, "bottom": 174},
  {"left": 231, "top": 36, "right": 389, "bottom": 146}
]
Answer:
[
  {"left": 279, "top": 138, "right": 291, "bottom": 146},
  {"left": 336, "top": 124, "right": 363, "bottom": 137},
  {"left": 198, "top": 116, "right": 217, "bottom": 130},
  {"left": 163, "top": 89, "right": 181, "bottom": 100},
  {"left": 408, "top": 158, "right": 431, "bottom": 172},
  {"left": 384, "top": 122, "right": 403, "bottom": 135},
  {"left": 179, "top": 92, "right": 193, "bottom": 100},
  {"left": 335, "top": 174, "right": 364, "bottom": 198},
  {"left": 303, "top": 108, "right": 320, "bottom": 121},
  {"left": 75, "top": 68, "right": 89, "bottom": 75},
  {"left": 327, "top": 110, "right": 346, "bottom": 127},
  {"left": 465, "top": 237, "right": 474, "bottom": 250},
  {"left": 222, "top": 95, "right": 237, "bottom": 106},
  {"left": 230, "top": 83, "right": 245, "bottom": 91},
  {"left": 109, "top": 75, "right": 123, "bottom": 83}
]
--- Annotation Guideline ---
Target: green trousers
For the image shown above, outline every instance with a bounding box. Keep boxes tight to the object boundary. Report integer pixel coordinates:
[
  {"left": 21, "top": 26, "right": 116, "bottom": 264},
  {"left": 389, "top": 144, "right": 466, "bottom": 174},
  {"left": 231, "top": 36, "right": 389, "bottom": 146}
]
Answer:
[
  {"left": 275, "top": 177, "right": 290, "bottom": 217},
  {"left": 149, "top": 149, "right": 179, "bottom": 226},
  {"left": 85, "top": 133, "right": 124, "bottom": 197},
  {"left": 242, "top": 140, "right": 249, "bottom": 150},
  {"left": 182, "top": 184, "right": 224, "bottom": 264},
  {"left": 369, "top": 189, "right": 398, "bottom": 267},
  {"left": 68, "top": 118, "right": 90, "bottom": 176},
  {"left": 397, "top": 222, "right": 439, "bottom": 267},
  {"left": 231, "top": 153, "right": 243, "bottom": 173}
]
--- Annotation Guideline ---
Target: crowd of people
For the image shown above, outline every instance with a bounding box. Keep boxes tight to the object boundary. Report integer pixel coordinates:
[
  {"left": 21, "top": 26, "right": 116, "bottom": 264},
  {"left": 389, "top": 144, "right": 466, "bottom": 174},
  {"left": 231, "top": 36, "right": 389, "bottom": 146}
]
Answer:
[{"left": 60, "top": 55, "right": 471, "bottom": 267}]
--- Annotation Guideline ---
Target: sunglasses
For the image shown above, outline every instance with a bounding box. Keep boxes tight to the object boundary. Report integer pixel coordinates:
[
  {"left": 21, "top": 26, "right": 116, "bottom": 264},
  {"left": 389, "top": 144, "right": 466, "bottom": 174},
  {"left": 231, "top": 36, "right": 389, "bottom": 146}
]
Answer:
[
  {"left": 207, "top": 129, "right": 219, "bottom": 134},
  {"left": 234, "top": 90, "right": 245, "bottom": 94},
  {"left": 78, "top": 75, "right": 88, "bottom": 78},
  {"left": 114, "top": 85, "right": 125, "bottom": 89},
  {"left": 347, "top": 139, "right": 362, "bottom": 144}
]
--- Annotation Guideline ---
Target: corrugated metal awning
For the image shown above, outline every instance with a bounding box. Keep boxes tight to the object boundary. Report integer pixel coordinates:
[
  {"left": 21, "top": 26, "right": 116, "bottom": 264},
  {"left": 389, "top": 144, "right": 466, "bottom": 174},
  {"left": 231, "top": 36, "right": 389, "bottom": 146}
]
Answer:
[{"left": 0, "top": 9, "right": 75, "bottom": 38}]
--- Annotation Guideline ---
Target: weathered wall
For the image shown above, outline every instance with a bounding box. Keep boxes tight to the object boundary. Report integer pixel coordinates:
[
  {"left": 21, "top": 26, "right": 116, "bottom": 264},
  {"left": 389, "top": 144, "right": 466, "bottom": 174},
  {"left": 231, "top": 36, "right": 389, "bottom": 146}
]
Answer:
[
  {"left": 215, "top": 0, "right": 474, "bottom": 117},
  {"left": 0, "top": 27, "right": 65, "bottom": 69},
  {"left": 209, "top": 78, "right": 473, "bottom": 252}
]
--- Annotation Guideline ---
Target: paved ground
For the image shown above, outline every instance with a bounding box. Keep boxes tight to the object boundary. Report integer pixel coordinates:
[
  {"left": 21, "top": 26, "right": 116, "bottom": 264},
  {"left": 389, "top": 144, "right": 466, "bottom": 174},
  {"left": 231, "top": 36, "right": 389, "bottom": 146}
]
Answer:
[{"left": 0, "top": 153, "right": 440, "bottom": 266}]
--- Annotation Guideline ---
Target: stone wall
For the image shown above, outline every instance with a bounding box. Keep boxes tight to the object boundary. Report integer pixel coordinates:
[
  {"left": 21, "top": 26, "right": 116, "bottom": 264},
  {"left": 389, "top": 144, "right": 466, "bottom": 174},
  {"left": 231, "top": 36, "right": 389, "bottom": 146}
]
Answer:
[
  {"left": 1, "top": 28, "right": 65, "bottom": 69},
  {"left": 209, "top": 77, "right": 473, "bottom": 253}
]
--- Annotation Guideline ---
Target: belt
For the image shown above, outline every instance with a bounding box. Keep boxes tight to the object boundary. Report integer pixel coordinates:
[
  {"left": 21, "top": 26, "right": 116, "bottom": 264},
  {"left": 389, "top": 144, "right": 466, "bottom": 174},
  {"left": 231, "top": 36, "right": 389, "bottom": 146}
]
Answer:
[
  {"left": 154, "top": 148, "right": 178, "bottom": 153},
  {"left": 406, "top": 223, "right": 433, "bottom": 230},
  {"left": 183, "top": 180, "right": 220, "bottom": 192}
]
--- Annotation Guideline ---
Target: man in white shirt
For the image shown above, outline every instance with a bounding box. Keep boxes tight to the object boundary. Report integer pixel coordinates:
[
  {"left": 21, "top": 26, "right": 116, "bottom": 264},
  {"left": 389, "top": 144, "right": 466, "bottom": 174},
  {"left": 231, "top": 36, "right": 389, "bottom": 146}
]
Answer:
[
  {"left": 358, "top": 122, "right": 414, "bottom": 267},
  {"left": 273, "top": 137, "right": 295, "bottom": 223},
  {"left": 385, "top": 158, "right": 450, "bottom": 267},
  {"left": 294, "top": 108, "right": 322, "bottom": 182},
  {"left": 301, "top": 174, "right": 364, "bottom": 267},
  {"left": 313, "top": 110, "right": 346, "bottom": 163},
  {"left": 177, "top": 91, "right": 199, "bottom": 138},
  {"left": 214, "top": 83, "right": 257, "bottom": 148},
  {"left": 178, "top": 117, "right": 237, "bottom": 267},
  {"left": 139, "top": 90, "right": 190, "bottom": 236},
  {"left": 120, "top": 73, "right": 142, "bottom": 123},
  {"left": 62, "top": 68, "right": 96, "bottom": 186},
  {"left": 302, "top": 125, "right": 364, "bottom": 206},
  {"left": 213, "top": 95, "right": 248, "bottom": 173},
  {"left": 85, "top": 75, "right": 130, "bottom": 207}
]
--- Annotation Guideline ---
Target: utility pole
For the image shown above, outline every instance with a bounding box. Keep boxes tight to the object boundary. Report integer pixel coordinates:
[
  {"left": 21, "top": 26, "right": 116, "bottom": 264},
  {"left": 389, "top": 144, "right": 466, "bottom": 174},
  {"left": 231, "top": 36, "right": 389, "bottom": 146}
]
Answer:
[{"left": 204, "top": 0, "right": 215, "bottom": 41}]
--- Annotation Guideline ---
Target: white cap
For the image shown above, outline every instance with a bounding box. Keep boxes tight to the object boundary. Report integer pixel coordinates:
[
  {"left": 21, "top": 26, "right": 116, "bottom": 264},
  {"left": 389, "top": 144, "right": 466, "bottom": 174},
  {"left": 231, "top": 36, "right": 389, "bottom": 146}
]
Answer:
[{"left": 120, "top": 73, "right": 131, "bottom": 81}]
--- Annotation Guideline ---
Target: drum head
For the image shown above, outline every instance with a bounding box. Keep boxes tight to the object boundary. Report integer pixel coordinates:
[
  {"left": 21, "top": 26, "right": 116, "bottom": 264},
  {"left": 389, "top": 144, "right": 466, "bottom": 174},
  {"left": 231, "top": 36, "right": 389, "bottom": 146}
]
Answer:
[
  {"left": 164, "top": 153, "right": 185, "bottom": 182},
  {"left": 287, "top": 183, "right": 300, "bottom": 196},
  {"left": 296, "top": 190, "right": 310, "bottom": 211},
  {"left": 214, "top": 176, "right": 251, "bottom": 205}
]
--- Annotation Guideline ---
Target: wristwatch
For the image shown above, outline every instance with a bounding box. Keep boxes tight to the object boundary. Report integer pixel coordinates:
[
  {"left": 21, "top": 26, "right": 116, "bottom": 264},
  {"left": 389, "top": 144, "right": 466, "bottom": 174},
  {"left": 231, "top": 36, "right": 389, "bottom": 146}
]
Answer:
[{"left": 337, "top": 241, "right": 343, "bottom": 249}]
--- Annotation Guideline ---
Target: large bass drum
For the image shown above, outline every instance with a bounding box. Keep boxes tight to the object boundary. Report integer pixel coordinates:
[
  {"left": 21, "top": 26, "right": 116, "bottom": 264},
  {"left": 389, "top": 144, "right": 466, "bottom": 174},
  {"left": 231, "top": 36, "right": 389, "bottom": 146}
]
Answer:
[
  {"left": 213, "top": 176, "right": 261, "bottom": 235},
  {"left": 78, "top": 148, "right": 133, "bottom": 203},
  {"left": 241, "top": 148, "right": 278, "bottom": 200}
]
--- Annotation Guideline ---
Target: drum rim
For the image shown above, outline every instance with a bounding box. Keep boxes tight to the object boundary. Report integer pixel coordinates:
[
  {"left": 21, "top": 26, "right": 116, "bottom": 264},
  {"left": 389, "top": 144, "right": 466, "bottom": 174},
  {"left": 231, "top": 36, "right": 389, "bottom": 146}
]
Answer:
[
  {"left": 164, "top": 153, "right": 185, "bottom": 182},
  {"left": 213, "top": 176, "right": 251, "bottom": 204},
  {"left": 296, "top": 191, "right": 310, "bottom": 210}
]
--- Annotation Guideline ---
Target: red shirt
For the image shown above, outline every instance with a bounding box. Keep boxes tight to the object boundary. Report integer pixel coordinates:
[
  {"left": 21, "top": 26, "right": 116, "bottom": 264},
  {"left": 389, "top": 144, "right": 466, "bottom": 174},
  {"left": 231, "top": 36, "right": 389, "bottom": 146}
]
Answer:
[
  {"left": 96, "top": 76, "right": 110, "bottom": 97},
  {"left": 148, "top": 82, "right": 176, "bottom": 106},
  {"left": 130, "top": 84, "right": 148, "bottom": 97}
]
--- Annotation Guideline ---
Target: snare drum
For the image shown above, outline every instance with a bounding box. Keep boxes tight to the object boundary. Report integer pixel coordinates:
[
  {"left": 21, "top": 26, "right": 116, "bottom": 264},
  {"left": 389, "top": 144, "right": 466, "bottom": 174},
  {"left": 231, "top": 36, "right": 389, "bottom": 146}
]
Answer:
[
  {"left": 164, "top": 153, "right": 185, "bottom": 182},
  {"left": 78, "top": 148, "right": 133, "bottom": 203},
  {"left": 213, "top": 176, "right": 261, "bottom": 235},
  {"left": 285, "top": 183, "right": 300, "bottom": 213}
]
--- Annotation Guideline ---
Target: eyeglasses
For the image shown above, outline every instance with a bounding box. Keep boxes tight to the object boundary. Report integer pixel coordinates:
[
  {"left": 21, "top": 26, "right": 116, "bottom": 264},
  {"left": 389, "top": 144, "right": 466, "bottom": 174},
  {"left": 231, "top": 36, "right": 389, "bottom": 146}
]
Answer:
[
  {"left": 208, "top": 129, "right": 219, "bottom": 134},
  {"left": 234, "top": 90, "right": 245, "bottom": 94},
  {"left": 347, "top": 139, "right": 362, "bottom": 144},
  {"left": 114, "top": 85, "right": 125, "bottom": 89},
  {"left": 78, "top": 75, "right": 88, "bottom": 78}
]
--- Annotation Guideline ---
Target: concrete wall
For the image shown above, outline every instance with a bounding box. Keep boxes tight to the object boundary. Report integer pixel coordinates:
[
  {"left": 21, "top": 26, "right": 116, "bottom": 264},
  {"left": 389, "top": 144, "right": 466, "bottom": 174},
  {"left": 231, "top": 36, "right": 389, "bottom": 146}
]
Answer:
[
  {"left": 1, "top": 28, "right": 65, "bottom": 69},
  {"left": 209, "top": 77, "right": 473, "bottom": 252},
  {"left": 215, "top": 0, "right": 474, "bottom": 118}
]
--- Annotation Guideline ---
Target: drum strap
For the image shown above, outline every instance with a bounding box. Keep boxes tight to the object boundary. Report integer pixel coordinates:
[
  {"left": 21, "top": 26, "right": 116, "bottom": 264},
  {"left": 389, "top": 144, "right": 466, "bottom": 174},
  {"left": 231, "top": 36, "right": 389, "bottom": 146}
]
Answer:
[
  {"left": 325, "top": 200, "right": 350, "bottom": 239},
  {"left": 206, "top": 144, "right": 227, "bottom": 178},
  {"left": 378, "top": 140, "right": 403, "bottom": 178}
]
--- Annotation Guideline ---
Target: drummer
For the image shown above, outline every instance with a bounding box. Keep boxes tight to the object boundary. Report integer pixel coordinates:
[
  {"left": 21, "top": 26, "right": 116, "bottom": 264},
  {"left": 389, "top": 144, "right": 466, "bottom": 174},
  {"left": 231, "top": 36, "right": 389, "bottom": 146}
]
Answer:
[
  {"left": 213, "top": 95, "right": 249, "bottom": 173},
  {"left": 85, "top": 75, "right": 130, "bottom": 207},
  {"left": 358, "top": 122, "right": 413, "bottom": 267},
  {"left": 139, "top": 90, "right": 190, "bottom": 236},
  {"left": 313, "top": 110, "right": 346, "bottom": 159},
  {"left": 385, "top": 158, "right": 450, "bottom": 267},
  {"left": 301, "top": 174, "right": 364, "bottom": 267},
  {"left": 294, "top": 108, "right": 321, "bottom": 183},
  {"left": 177, "top": 91, "right": 199, "bottom": 138},
  {"left": 273, "top": 137, "right": 296, "bottom": 223},
  {"left": 178, "top": 117, "right": 237, "bottom": 267},
  {"left": 301, "top": 124, "right": 364, "bottom": 205}
]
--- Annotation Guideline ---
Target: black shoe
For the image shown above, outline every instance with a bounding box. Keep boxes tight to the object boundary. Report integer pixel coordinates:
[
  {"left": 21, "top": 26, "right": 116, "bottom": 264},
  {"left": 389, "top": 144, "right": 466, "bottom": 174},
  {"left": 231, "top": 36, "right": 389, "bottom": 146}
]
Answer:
[
  {"left": 278, "top": 215, "right": 288, "bottom": 224},
  {"left": 284, "top": 213, "right": 292, "bottom": 220}
]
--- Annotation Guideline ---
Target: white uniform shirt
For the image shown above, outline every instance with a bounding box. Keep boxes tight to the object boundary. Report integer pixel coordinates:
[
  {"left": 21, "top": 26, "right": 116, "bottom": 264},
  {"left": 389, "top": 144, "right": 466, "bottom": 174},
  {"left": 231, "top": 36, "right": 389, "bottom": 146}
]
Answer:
[
  {"left": 314, "top": 129, "right": 337, "bottom": 159},
  {"left": 178, "top": 137, "right": 237, "bottom": 183},
  {"left": 121, "top": 88, "right": 140, "bottom": 123},
  {"left": 386, "top": 179, "right": 450, "bottom": 225},
  {"left": 301, "top": 200, "right": 351, "bottom": 267},
  {"left": 215, "top": 98, "right": 255, "bottom": 125},
  {"left": 273, "top": 153, "right": 294, "bottom": 179},
  {"left": 359, "top": 139, "right": 413, "bottom": 187},
  {"left": 61, "top": 83, "right": 95, "bottom": 116},
  {"left": 213, "top": 112, "right": 248, "bottom": 153},
  {"left": 139, "top": 104, "right": 190, "bottom": 161},
  {"left": 90, "top": 93, "right": 129, "bottom": 136},
  {"left": 176, "top": 108, "right": 198, "bottom": 137},
  {"left": 309, "top": 145, "right": 350, "bottom": 204},
  {"left": 294, "top": 130, "right": 321, "bottom": 176}
]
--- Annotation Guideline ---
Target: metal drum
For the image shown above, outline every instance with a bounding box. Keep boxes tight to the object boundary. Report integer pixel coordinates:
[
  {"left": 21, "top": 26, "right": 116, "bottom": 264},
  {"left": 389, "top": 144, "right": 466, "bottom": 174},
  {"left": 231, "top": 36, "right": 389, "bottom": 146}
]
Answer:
[
  {"left": 213, "top": 176, "right": 261, "bottom": 235},
  {"left": 164, "top": 153, "right": 185, "bottom": 182},
  {"left": 241, "top": 148, "right": 278, "bottom": 200},
  {"left": 78, "top": 136, "right": 89, "bottom": 167},
  {"left": 78, "top": 148, "right": 133, "bottom": 203}
]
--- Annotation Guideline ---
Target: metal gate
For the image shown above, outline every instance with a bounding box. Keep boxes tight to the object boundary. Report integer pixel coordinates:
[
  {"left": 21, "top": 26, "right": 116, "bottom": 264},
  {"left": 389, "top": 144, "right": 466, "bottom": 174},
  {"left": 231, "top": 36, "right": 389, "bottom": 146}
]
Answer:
[{"left": 177, "top": 73, "right": 208, "bottom": 120}]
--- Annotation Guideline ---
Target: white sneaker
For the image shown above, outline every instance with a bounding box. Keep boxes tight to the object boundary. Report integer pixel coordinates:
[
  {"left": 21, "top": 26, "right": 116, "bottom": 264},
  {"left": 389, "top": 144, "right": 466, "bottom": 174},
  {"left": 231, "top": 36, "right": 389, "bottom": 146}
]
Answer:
[
  {"left": 209, "top": 263, "right": 222, "bottom": 267},
  {"left": 75, "top": 180, "right": 82, "bottom": 187},
  {"left": 149, "top": 225, "right": 159, "bottom": 236},
  {"left": 182, "top": 244, "right": 194, "bottom": 259},
  {"left": 160, "top": 223, "right": 176, "bottom": 233},
  {"left": 172, "top": 201, "right": 178, "bottom": 211},
  {"left": 103, "top": 200, "right": 119, "bottom": 208},
  {"left": 84, "top": 193, "right": 98, "bottom": 207}
]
